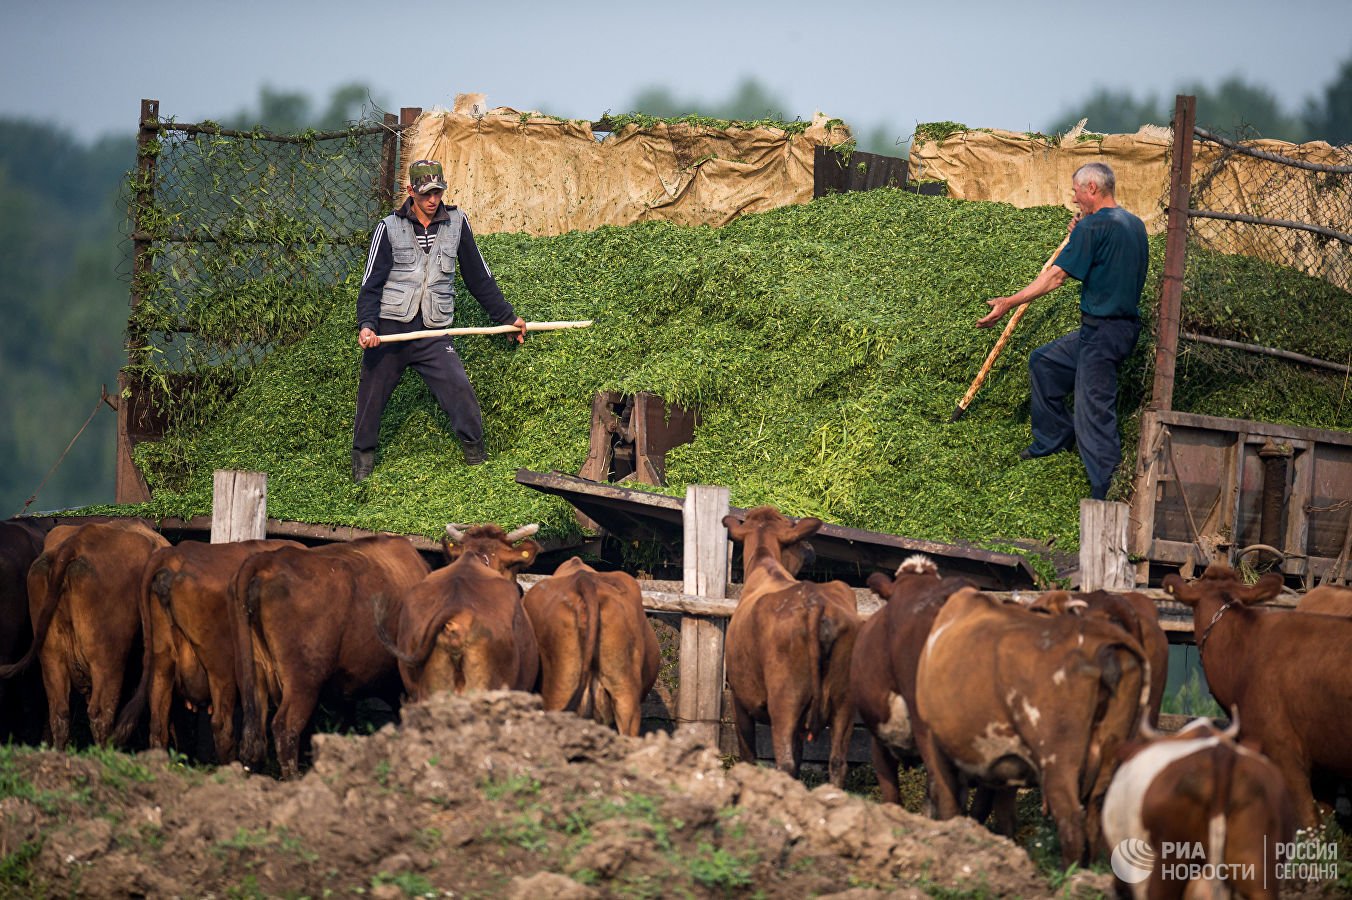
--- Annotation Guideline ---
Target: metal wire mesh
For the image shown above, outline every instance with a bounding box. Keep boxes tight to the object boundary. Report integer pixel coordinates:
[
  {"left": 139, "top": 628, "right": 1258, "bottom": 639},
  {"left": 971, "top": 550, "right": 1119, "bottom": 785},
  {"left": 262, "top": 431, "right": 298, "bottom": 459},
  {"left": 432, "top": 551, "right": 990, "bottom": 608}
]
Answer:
[
  {"left": 1168, "top": 127, "right": 1352, "bottom": 429},
  {"left": 124, "top": 114, "right": 396, "bottom": 443}
]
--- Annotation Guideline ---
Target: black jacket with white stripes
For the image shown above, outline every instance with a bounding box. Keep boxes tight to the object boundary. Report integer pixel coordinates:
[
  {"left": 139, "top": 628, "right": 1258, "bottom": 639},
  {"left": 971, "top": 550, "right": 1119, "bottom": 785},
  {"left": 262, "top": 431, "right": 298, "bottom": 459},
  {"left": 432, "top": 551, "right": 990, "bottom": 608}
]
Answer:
[{"left": 356, "top": 198, "right": 516, "bottom": 334}]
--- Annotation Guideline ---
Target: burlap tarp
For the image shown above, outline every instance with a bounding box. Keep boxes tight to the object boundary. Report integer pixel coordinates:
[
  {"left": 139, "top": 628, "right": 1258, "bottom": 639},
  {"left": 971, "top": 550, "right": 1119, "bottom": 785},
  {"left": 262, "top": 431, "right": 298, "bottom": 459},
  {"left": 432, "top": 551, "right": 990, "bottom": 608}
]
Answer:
[
  {"left": 398, "top": 103, "right": 851, "bottom": 236},
  {"left": 908, "top": 127, "right": 1351, "bottom": 288}
]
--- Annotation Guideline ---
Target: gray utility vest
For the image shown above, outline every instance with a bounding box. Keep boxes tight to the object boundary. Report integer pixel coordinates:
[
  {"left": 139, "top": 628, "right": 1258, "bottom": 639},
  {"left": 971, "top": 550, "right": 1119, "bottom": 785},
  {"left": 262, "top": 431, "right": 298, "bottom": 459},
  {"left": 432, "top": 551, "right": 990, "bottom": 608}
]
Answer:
[{"left": 378, "top": 211, "right": 464, "bottom": 328}]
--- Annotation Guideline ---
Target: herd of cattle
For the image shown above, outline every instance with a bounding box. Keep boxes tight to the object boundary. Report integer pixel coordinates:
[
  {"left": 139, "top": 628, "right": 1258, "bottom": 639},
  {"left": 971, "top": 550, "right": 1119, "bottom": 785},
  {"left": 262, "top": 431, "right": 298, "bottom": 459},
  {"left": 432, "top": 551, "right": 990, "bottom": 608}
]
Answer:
[{"left": 2, "top": 508, "right": 1350, "bottom": 896}]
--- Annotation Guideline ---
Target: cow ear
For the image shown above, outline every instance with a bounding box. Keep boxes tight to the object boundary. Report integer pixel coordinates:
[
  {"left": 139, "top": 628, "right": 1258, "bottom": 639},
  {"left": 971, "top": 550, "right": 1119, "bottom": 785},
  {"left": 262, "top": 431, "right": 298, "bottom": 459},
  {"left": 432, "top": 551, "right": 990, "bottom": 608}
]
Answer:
[
  {"left": 440, "top": 534, "right": 462, "bottom": 563},
  {"left": 509, "top": 539, "right": 540, "bottom": 572},
  {"left": 786, "top": 516, "right": 823, "bottom": 543},
  {"left": 1161, "top": 573, "right": 1197, "bottom": 605},
  {"left": 1234, "top": 571, "right": 1285, "bottom": 606},
  {"left": 866, "top": 571, "right": 894, "bottom": 599},
  {"left": 722, "top": 514, "right": 747, "bottom": 542}
]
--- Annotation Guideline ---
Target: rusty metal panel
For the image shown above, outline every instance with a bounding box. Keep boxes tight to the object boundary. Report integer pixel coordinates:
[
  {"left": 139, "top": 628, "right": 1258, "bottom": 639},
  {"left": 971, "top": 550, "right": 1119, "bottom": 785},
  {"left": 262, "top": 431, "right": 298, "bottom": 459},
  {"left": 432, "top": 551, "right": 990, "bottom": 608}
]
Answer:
[{"left": 1307, "top": 443, "right": 1352, "bottom": 560}]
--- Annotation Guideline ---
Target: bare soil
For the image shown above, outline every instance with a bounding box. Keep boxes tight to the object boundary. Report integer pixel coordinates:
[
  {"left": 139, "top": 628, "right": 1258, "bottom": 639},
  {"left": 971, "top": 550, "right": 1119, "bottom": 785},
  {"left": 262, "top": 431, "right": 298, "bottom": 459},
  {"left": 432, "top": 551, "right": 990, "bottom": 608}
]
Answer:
[{"left": 2, "top": 693, "right": 1343, "bottom": 899}]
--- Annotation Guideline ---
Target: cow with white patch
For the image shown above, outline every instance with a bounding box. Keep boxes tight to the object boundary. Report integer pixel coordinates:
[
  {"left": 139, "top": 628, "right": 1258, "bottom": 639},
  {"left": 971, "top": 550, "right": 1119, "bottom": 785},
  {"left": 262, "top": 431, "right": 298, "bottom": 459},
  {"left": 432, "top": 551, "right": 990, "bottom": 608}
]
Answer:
[
  {"left": 1102, "top": 712, "right": 1296, "bottom": 900},
  {"left": 1164, "top": 562, "right": 1352, "bottom": 829},
  {"left": 852, "top": 554, "right": 974, "bottom": 806},
  {"left": 916, "top": 585, "right": 1148, "bottom": 866}
]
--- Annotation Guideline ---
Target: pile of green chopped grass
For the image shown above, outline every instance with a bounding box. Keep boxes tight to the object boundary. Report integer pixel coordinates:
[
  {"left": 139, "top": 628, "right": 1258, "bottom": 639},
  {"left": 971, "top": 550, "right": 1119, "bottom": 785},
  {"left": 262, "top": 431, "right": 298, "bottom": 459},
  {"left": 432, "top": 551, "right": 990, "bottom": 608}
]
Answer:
[{"left": 88, "top": 189, "right": 1349, "bottom": 561}]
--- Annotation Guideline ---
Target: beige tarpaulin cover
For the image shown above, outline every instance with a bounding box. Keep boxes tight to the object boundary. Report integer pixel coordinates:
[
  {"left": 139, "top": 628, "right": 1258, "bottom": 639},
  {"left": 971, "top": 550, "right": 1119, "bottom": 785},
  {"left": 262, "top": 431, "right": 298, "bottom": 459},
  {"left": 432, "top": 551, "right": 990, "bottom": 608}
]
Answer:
[
  {"left": 399, "top": 102, "right": 851, "bottom": 236},
  {"left": 909, "top": 127, "right": 1351, "bottom": 287}
]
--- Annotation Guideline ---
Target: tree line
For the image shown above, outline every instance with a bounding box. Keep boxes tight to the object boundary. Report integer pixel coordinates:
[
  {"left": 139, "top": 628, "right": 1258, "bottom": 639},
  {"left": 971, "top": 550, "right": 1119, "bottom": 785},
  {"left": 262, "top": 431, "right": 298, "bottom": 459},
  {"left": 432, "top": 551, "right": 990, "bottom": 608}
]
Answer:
[{"left": 1, "top": 65, "right": 1348, "bottom": 514}]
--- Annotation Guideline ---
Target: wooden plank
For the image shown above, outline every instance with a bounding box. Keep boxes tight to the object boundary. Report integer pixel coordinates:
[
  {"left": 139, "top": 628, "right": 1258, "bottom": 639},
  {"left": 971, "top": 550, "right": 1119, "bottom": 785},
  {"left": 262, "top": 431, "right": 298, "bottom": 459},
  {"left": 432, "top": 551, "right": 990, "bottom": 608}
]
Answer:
[
  {"left": 677, "top": 485, "right": 729, "bottom": 746},
  {"left": 210, "top": 470, "right": 267, "bottom": 543},
  {"left": 1080, "top": 500, "right": 1134, "bottom": 590}
]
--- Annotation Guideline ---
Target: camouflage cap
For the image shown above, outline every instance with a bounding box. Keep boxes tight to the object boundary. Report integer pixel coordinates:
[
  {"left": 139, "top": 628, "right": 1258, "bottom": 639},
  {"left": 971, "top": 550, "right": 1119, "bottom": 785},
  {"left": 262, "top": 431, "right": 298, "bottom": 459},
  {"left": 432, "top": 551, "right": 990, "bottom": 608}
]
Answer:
[{"left": 408, "top": 159, "right": 447, "bottom": 194}]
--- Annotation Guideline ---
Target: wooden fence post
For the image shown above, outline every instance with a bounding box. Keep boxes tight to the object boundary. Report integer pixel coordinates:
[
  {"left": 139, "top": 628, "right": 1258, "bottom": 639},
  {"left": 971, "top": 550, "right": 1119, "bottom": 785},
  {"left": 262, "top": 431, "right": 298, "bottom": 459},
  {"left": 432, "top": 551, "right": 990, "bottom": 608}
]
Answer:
[
  {"left": 1080, "top": 499, "right": 1134, "bottom": 590},
  {"left": 678, "top": 485, "right": 730, "bottom": 747},
  {"left": 212, "top": 470, "right": 267, "bottom": 543}
]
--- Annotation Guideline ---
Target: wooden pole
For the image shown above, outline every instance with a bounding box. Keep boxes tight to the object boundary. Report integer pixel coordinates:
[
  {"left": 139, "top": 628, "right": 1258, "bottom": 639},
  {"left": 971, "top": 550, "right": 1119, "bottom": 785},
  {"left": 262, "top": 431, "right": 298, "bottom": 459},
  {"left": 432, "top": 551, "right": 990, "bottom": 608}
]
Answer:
[
  {"left": 1151, "top": 95, "right": 1196, "bottom": 413},
  {"left": 212, "top": 470, "right": 267, "bottom": 543},
  {"left": 1080, "top": 499, "right": 1134, "bottom": 590},
  {"left": 375, "top": 320, "right": 593, "bottom": 344},
  {"left": 677, "top": 485, "right": 730, "bottom": 748}
]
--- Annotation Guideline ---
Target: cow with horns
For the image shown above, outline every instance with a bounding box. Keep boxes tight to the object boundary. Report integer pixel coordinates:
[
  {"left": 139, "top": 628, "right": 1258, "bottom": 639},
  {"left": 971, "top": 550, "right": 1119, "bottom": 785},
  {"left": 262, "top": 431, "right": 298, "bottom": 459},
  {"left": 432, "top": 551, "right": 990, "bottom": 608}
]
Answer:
[
  {"left": 722, "top": 506, "right": 861, "bottom": 787},
  {"left": 1164, "top": 561, "right": 1352, "bottom": 829},
  {"left": 377, "top": 523, "right": 541, "bottom": 702},
  {"left": 1102, "top": 711, "right": 1296, "bottom": 900}
]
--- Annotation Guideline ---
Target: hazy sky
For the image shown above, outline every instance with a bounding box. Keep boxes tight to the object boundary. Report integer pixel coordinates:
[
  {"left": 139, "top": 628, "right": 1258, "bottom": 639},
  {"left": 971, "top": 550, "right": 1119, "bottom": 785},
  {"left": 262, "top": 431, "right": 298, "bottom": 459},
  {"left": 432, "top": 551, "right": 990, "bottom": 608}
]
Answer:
[{"left": 4, "top": 0, "right": 1350, "bottom": 145}]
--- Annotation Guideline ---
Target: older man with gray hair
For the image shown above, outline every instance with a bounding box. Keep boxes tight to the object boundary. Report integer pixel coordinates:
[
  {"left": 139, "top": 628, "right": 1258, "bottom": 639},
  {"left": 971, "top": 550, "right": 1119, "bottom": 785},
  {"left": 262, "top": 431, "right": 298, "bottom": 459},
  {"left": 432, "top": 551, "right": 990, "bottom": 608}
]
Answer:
[{"left": 977, "top": 162, "right": 1149, "bottom": 500}]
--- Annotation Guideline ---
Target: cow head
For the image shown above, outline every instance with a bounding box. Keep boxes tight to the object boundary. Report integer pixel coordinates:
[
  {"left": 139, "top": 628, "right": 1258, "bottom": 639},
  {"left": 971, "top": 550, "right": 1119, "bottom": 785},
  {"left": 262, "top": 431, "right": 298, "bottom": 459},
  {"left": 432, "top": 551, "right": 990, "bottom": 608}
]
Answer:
[
  {"left": 442, "top": 523, "right": 540, "bottom": 576},
  {"left": 722, "top": 506, "right": 822, "bottom": 575},
  {"left": 1162, "top": 564, "right": 1284, "bottom": 610},
  {"left": 867, "top": 554, "right": 939, "bottom": 600},
  {"left": 1026, "top": 591, "right": 1089, "bottom": 616}
]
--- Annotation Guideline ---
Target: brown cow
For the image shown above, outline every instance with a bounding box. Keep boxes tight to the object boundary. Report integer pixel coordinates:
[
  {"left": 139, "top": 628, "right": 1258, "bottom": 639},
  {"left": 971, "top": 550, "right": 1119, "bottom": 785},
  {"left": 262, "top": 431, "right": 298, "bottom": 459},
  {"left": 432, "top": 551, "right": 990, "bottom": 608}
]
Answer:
[
  {"left": 1027, "top": 588, "right": 1170, "bottom": 726},
  {"left": 1101, "top": 713, "right": 1296, "bottom": 900},
  {"left": 853, "top": 554, "right": 974, "bottom": 806},
  {"left": 722, "top": 506, "right": 861, "bottom": 787},
  {"left": 1295, "top": 583, "right": 1352, "bottom": 616},
  {"left": 232, "top": 534, "right": 429, "bottom": 778},
  {"left": 377, "top": 523, "right": 541, "bottom": 703},
  {"left": 523, "top": 556, "right": 659, "bottom": 736},
  {"left": 1163, "top": 562, "right": 1352, "bottom": 829},
  {"left": 0, "top": 517, "right": 56, "bottom": 742},
  {"left": 0, "top": 520, "right": 168, "bottom": 748},
  {"left": 916, "top": 586, "right": 1147, "bottom": 866},
  {"left": 113, "top": 538, "right": 302, "bottom": 762}
]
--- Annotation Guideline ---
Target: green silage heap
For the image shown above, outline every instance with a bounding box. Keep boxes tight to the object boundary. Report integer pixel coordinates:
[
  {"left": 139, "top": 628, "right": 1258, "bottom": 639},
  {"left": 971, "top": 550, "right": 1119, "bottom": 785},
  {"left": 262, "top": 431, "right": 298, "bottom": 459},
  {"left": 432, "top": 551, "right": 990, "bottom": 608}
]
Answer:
[{"left": 108, "top": 189, "right": 1351, "bottom": 558}]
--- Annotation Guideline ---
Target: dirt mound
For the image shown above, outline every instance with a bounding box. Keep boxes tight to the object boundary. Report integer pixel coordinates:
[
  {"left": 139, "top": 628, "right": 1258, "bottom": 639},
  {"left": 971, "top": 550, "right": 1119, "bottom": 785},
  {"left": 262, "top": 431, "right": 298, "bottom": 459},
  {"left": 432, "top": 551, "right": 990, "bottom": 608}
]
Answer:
[{"left": 3, "top": 691, "right": 1105, "bottom": 897}]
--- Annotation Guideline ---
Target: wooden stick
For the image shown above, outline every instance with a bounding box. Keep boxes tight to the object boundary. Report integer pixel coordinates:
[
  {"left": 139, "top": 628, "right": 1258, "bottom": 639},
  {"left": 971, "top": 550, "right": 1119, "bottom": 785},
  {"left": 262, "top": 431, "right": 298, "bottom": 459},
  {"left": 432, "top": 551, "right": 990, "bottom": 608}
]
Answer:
[
  {"left": 375, "top": 319, "right": 593, "bottom": 344},
  {"left": 950, "top": 236, "right": 1071, "bottom": 422}
]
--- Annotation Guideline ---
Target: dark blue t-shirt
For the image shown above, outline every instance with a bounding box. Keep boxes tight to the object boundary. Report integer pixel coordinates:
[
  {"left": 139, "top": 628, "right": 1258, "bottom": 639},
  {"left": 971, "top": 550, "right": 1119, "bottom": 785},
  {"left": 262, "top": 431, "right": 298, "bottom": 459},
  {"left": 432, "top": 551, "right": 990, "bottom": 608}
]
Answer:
[{"left": 1053, "top": 206, "right": 1149, "bottom": 318}]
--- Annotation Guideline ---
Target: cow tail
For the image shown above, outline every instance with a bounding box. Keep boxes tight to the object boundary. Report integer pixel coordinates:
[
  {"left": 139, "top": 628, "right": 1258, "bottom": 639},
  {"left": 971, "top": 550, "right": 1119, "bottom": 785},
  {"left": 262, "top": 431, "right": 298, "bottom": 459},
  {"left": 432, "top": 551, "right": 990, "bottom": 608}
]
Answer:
[
  {"left": 0, "top": 547, "right": 71, "bottom": 680},
  {"left": 1206, "top": 741, "right": 1236, "bottom": 877},
  {"left": 231, "top": 558, "right": 267, "bottom": 768},
  {"left": 373, "top": 593, "right": 422, "bottom": 665},
  {"left": 805, "top": 599, "right": 826, "bottom": 740},
  {"left": 573, "top": 572, "right": 602, "bottom": 719},
  {"left": 1083, "top": 641, "right": 1146, "bottom": 798},
  {"left": 112, "top": 563, "right": 172, "bottom": 745}
]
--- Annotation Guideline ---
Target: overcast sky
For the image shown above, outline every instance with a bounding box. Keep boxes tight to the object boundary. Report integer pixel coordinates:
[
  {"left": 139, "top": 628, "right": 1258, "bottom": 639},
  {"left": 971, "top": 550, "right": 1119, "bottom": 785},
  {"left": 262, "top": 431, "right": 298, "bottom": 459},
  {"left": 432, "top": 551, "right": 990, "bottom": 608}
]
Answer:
[{"left": 3, "top": 0, "right": 1349, "bottom": 145}]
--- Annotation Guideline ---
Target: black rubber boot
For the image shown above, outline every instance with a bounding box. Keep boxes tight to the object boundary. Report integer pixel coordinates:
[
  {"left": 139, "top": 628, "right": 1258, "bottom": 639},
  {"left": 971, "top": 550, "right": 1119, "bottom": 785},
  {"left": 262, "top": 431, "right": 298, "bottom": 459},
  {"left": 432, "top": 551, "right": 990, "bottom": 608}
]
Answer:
[
  {"left": 352, "top": 449, "right": 376, "bottom": 483},
  {"left": 461, "top": 439, "right": 487, "bottom": 466}
]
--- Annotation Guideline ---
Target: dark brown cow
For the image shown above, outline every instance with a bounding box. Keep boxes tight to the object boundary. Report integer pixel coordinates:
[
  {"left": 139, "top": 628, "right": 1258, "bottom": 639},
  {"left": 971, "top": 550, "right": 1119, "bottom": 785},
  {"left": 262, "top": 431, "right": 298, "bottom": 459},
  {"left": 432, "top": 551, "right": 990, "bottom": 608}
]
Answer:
[
  {"left": 853, "top": 554, "right": 974, "bottom": 806},
  {"left": 1164, "top": 562, "right": 1352, "bottom": 829},
  {"left": 377, "top": 524, "right": 540, "bottom": 703},
  {"left": 0, "top": 521, "right": 168, "bottom": 748},
  {"left": 522, "top": 556, "right": 659, "bottom": 736},
  {"left": 0, "top": 517, "right": 56, "bottom": 742},
  {"left": 1295, "top": 584, "right": 1352, "bottom": 616},
  {"left": 916, "top": 586, "right": 1147, "bottom": 866},
  {"left": 722, "top": 506, "right": 861, "bottom": 787},
  {"left": 232, "top": 534, "right": 429, "bottom": 778},
  {"left": 1101, "top": 713, "right": 1296, "bottom": 900},
  {"left": 113, "top": 538, "right": 302, "bottom": 761},
  {"left": 1028, "top": 588, "right": 1170, "bottom": 726}
]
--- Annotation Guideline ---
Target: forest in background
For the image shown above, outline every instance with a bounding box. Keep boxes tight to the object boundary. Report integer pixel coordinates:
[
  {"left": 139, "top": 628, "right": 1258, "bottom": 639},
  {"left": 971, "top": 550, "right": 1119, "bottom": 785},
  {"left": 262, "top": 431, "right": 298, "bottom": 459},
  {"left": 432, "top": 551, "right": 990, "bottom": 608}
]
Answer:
[{"left": 2, "top": 65, "right": 1349, "bottom": 515}]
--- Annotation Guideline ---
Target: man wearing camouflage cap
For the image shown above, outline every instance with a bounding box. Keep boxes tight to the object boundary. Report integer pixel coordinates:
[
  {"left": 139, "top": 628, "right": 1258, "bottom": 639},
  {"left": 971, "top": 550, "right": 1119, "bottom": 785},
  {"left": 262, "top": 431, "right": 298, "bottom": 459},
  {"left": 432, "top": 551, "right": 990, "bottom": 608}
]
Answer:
[{"left": 351, "top": 159, "right": 527, "bottom": 482}]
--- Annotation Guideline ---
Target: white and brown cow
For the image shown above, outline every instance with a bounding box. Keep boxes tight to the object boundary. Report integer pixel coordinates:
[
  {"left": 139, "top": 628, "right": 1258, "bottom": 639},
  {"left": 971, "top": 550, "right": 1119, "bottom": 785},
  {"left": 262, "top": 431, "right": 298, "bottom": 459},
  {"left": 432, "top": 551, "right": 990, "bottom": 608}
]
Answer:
[
  {"left": 1102, "top": 713, "right": 1296, "bottom": 900},
  {"left": 916, "top": 586, "right": 1148, "bottom": 866},
  {"left": 522, "top": 557, "right": 659, "bottom": 736},
  {"left": 377, "top": 523, "right": 540, "bottom": 703},
  {"left": 1164, "top": 562, "right": 1352, "bottom": 829},
  {"left": 723, "top": 506, "right": 861, "bottom": 787}
]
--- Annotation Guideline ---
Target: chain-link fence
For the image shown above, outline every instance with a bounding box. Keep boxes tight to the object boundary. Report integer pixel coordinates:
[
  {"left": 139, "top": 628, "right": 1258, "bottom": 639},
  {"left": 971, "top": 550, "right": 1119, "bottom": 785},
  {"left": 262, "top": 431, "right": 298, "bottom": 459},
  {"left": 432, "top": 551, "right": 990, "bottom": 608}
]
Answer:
[
  {"left": 1166, "top": 125, "right": 1352, "bottom": 430},
  {"left": 121, "top": 102, "right": 398, "bottom": 490}
]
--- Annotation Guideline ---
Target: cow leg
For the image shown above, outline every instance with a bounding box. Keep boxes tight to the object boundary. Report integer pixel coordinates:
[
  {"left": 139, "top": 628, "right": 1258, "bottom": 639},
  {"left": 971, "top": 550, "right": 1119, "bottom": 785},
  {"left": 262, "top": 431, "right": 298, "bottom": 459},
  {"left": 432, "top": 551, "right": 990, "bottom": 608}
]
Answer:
[
  {"left": 917, "top": 730, "right": 963, "bottom": 820},
  {"left": 40, "top": 656, "right": 73, "bottom": 750},
  {"left": 1041, "top": 763, "right": 1089, "bottom": 867},
  {"left": 208, "top": 676, "right": 238, "bottom": 763},
  {"left": 826, "top": 699, "right": 854, "bottom": 788},
  {"left": 87, "top": 663, "right": 128, "bottom": 746},
  {"left": 732, "top": 700, "right": 757, "bottom": 767},
  {"left": 272, "top": 687, "right": 320, "bottom": 780},
  {"left": 871, "top": 738, "right": 903, "bottom": 805},
  {"left": 766, "top": 695, "right": 804, "bottom": 778},
  {"left": 1266, "top": 748, "right": 1320, "bottom": 831},
  {"left": 607, "top": 681, "right": 643, "bottom": 738},
  {"left": 146, "top": 654, "right": 176, "bottom": 750}
]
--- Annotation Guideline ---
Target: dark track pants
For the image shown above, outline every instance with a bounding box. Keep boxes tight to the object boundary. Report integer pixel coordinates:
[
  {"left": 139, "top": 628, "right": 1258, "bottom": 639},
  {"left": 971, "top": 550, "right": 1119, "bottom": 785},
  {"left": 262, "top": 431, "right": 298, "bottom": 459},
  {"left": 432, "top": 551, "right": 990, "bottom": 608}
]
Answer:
[
  {"left": 352, "top": 335, "right": 484, "bottom": 453},
  {"left": 1026, "top": 315, "right": 1141, "bottom": 499}
]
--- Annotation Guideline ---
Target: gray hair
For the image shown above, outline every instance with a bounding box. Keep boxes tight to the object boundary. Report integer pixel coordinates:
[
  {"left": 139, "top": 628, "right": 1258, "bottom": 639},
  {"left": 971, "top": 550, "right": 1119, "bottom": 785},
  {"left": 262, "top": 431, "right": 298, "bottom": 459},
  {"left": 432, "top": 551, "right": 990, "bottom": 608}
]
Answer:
[{"left": 1073, "top": 162, "right": 1116, "bottom": 195}]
